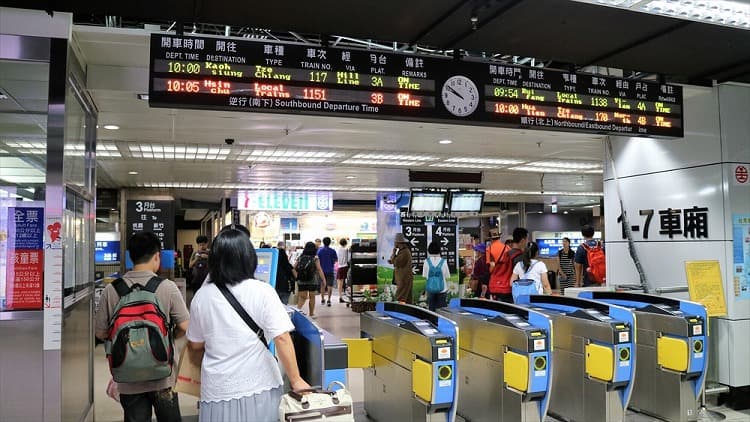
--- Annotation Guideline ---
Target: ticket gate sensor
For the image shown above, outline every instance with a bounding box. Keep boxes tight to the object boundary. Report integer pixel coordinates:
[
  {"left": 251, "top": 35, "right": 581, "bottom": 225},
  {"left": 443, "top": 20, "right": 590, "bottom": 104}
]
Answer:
[
  {"left": 515, "top": 295, "right": 636, "bottom": 422},
  {"left": 286, "top": 307, "right": 348, "bottom": 390},
  {"left": 356, "top": 302, "right": 459, "bottom": 421},
  {"left": 437, "top": 298, "right": 553, "bottom": 422},
  {"left": 579, "top": 291, "right": 707, "bottom": 422}
]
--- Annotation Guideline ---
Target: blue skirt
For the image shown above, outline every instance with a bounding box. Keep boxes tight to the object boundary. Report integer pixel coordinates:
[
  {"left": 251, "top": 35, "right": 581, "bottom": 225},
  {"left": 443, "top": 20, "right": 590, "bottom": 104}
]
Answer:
[{"left": 199, "top": 387, "right": 282, "bottom": 422}]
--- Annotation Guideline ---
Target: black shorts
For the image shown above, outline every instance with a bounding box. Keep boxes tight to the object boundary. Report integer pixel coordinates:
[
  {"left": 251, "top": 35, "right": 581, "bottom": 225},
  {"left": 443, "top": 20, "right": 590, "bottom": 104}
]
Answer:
[
  {"left": 298, "top": 281, "right": 318, "bottom": 292},
  {"left": 325, "top": 273, "right": 335, "bottom": 287}
]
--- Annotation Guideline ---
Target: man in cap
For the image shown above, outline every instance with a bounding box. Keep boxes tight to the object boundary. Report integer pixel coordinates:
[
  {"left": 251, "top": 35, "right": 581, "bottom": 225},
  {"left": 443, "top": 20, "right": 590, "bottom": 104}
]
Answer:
[
  {"left": 471, "top": 242, "right": 490, "bottom": 298},
  {"left": 388, "top": 233, "right": 414, "bottom": 304}
]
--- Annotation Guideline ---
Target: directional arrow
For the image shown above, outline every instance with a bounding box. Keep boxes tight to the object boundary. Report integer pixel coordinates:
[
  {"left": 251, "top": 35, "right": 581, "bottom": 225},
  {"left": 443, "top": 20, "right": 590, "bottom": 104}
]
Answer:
[
  {"left": 410, "top": 238, "right": 419, "bottom": 247},
  {"left": 412, "top": 266, "right": 419, "bottom": 274},
  {"left": 441, "top": 237, "right": 449, "bottom": 246}
]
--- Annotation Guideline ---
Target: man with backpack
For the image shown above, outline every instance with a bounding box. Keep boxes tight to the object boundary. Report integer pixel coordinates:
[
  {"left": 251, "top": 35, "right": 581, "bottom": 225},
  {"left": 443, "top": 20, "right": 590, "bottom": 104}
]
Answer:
[
  {"left": 487, "top": 227, "right": 528, "bottom": 303},
  {"left": 575, "top": 225, "right": 606, "bottom": 287},
  {"left": 95, "top": 232, "right": 190, "bottom": 422}
]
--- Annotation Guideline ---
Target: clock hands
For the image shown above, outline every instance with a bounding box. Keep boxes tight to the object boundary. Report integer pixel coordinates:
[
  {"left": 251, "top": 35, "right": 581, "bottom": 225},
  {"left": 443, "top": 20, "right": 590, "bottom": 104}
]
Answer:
[{"left": 446, "top": 85, "right": 465, "bottom": 100}]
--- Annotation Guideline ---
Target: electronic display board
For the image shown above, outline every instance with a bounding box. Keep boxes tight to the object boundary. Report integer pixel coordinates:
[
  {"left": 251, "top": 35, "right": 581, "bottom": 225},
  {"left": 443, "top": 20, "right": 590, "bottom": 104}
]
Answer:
[
  {"left": 150, "top": 34, "right": 683, "bottom": 138},
  {"left": 449, "top": 191, "right": 484, "bottom": 213},
  {"left": 409, "top": 191, "right": 446, "bottom": 213}
]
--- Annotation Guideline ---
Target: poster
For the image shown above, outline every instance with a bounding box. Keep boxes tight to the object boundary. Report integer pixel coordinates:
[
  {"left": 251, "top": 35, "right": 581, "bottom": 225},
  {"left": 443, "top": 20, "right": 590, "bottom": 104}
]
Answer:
[
  {"left": 5, "top": 208, "right": 44, "bottom": 310},
  {"left": 732, "top": 214, "right": 750, "bottom": 300},
  {"left": 684, "top": 260, "right": 727, "bottom": 317},
  {"left": 43, "top": 216, "right": 64, "bottom": 350}
]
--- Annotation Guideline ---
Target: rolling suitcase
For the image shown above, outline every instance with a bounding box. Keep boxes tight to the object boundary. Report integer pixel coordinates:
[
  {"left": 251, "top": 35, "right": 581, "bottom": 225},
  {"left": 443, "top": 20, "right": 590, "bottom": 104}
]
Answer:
[{"left": 279, "top": 382, "right": 354, "bottom": 421}]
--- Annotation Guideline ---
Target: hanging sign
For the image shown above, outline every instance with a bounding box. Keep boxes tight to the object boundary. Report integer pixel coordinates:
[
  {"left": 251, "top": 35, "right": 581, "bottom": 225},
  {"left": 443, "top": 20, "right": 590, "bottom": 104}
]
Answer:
[
  {"left": 400, "top": 213, "right": 427, "bottom": 274},
  {"left": 126, "top": 200, "right": 175, "bottom": 249},
  {"left": 238, "top": 190, "right": 332, "bottom": 212},
  {"left": 432, "top": 216, "right": 458, "bottom": 273}
]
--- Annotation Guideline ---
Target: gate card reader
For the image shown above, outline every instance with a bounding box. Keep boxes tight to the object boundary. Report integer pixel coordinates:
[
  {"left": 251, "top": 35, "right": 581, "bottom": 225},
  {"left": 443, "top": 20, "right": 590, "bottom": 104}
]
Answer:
[
  {"left": 578, "top": 291, "right": 707, "bottom": 422},
  {"left": 358, "top": 302, "right": 459, "bottom": 422},
  {"left": 437, "top": 298, "right": 553, "bottom": 422},
  {"left": 515, "top": 295, "right": 636, "bottom": 422}
]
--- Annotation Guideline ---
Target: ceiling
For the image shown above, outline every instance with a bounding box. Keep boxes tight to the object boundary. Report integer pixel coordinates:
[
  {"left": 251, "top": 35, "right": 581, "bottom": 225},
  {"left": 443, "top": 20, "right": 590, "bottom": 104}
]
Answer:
[
  {"left": 66, "top": 26, "right": 605, "bottom": 207},
  {"left": 5, "top": 0, "right": 750, "bottom": 83},
  {"left": 6, "top": 0, "right": 746, "bottom": 209}
]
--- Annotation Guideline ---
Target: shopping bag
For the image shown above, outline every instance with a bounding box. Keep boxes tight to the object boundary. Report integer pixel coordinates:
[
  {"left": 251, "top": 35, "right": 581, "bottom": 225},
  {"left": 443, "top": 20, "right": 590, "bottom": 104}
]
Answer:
[
  {"left": 173, "top": 347, "right": 201, "bottom": 397},
  {"left": 279, "top": 381, "right": 354, "bottom": 421}
]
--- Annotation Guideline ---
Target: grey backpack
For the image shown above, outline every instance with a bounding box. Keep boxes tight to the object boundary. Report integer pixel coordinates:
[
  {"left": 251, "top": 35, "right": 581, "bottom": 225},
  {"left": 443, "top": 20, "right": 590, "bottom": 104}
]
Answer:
[{"left": 105, "top": 277, "right": 174, "bottom": 383}]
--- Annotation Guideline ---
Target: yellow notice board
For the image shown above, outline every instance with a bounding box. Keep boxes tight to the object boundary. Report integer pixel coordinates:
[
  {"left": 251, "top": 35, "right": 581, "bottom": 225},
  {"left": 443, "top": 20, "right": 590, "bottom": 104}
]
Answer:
[{"left": 685, "top": 260, "right": 727, "bottom": 317}]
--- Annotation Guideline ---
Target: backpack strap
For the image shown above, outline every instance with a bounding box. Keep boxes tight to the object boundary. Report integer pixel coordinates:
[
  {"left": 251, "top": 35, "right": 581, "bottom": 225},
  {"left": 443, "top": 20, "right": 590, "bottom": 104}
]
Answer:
[
  {"left": 216, "top": 283, "right": 269, "bottom": 349},
  {"left": 524, "top": 261, "right": 538, "bottom": 278},
  {"left": 437, "top": 258, "right": 445, "bottom": 269},
  {"left": 112, "top": 278, "right": 131, "bottom": 297},
  {"left": 143, "top": 276, "right": 163, "bottom": 293},
  {"left": 427, "top": 258, "right": 436, "bottom": 270}
]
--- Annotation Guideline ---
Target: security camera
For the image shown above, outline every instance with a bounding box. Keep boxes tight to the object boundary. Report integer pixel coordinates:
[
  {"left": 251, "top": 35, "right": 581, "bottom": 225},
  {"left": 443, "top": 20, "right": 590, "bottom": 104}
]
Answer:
[{"left": 225, "top": 138, "right": 235, "bottom": 145}]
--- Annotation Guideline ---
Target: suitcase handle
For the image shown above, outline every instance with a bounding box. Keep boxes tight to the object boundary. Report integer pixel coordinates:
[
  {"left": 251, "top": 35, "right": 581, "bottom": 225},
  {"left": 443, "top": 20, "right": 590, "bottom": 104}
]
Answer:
[{"left": 288, "top": 386, "right": 335, "bottom": 402}]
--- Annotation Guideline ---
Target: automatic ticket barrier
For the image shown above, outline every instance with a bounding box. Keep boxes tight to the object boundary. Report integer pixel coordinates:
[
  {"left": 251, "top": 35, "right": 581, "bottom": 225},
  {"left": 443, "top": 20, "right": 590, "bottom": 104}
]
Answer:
[
  {"left": 437, "top": 298, "right": 553, "bottom": 422},
  {"left": 286, "top": 307, "right": 348, "bottom": 390},
  {"left": 515, "top": 295, "right": 636, "bottom": 422},
  {"left": 347, "top": 302, "right": 459, "bottom": 421},
  {"left": 579, "top": 292, "right": 707, "bottom": 422}
]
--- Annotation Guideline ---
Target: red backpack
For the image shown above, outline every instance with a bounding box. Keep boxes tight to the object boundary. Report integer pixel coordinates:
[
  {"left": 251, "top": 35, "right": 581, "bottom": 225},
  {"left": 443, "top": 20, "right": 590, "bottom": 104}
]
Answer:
[
  {"left": 488, "top": 245, "right": 523, "bottom": 294},
  {"left": 582, "top": 242, "right": 606, "bottom": 284}
]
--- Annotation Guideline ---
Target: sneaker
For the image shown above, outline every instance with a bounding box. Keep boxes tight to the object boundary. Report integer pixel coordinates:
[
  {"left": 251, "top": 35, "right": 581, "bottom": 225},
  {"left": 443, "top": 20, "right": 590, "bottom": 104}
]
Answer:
[
  {"left": 339, "top": 298, "right": 345, "bottom": 303},
  {"left": 321, "top": 297, "right": 326, "bottom": 304},
  {"left": 327, "top": 300, "right": 331, "bottom": 307}
]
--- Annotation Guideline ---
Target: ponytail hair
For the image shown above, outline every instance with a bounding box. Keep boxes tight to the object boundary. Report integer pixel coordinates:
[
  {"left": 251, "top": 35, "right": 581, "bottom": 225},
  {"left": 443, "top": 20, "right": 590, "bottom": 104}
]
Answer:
[{"left": 523, "top": 241, "right": 539, "bottom": 271}]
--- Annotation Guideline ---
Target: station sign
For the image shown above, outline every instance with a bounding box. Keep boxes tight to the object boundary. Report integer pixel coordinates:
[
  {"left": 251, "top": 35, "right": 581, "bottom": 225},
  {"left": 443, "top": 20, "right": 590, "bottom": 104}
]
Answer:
[
  {"left": 238, "top": 190, "right": 333, "bottom": 212},
  {"left": 126, "top": 200, "right": 175, "bottom": 249},
  {"left": 150, "top": 34, "right": 684, "bottom": 138},
  {"left": 432, "top": 216, "right": 458, "bottom": 273},
  {"left": 400, "top": 213, "right": 427, "bottom": 274}
]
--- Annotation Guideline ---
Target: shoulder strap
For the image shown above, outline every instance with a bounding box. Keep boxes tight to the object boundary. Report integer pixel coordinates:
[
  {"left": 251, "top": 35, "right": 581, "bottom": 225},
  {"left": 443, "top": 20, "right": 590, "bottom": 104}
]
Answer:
[
  {"left": 427, "top": 258, "right": 436, "bottom": 270},
  {"left": 216, "top": 283, "right": 269, "bottom": 349},
  {"left": 438, "top": 258, "right": 445, "bottom": 268},
  {"left": 112, "top": 278, "right": 131, "bottom": 297},
  {"left": 524, "top": 261, "right": 538, "bottom": 277},
  {"left": 143, "top": 277, "right": 163, "bottom": 293}
]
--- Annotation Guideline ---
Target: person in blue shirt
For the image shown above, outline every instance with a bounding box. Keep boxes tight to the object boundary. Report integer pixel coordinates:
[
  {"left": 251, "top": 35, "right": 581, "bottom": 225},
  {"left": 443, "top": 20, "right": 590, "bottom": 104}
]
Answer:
[
  {"left": 316, "top": 237, "right": 338, "bottom": 306},
  {"left": 574, "top": 225, "right": 602, "bottom": 287}
]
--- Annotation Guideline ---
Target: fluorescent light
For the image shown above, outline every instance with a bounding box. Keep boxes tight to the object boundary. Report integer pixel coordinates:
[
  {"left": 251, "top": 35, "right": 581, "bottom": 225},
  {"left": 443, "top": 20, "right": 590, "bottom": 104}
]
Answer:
[
  {"left": 439, "top": 140, "right": 453, "bottom": 144},
  {"left": 352, "top": 153, "right": 436, "bottom": 161},
  {"left": 102, "top": 125, "right": 120, "bottom": 130},
  {"left": 346, "top": 175, "right": 357, "bottom": 179},
  {"left": 137, "top": 94, "right": 149, "bottom": 100},
  {"left": 429, "top": 163, "right": 499, "bottom": 169},
  {"left": 563, "top": 211, "right": 569, "bottom": 214},
  {"left": 128, "top": 171, "right": 138, "bottom": 175},
  {"left": 342, "top": 159, "right": 419, "bottom": 166},
  {"left": 570, "top": 0, "right": 749, "bottom": 30},
  {"left": 445, "top": 157, "right": 525, "bottom": 165},
  {"left": 510, "top": 166, "right": 603, "bottom": 174},
  {"left": 526, "top": 160, "right": 602, "bottom": 169}
]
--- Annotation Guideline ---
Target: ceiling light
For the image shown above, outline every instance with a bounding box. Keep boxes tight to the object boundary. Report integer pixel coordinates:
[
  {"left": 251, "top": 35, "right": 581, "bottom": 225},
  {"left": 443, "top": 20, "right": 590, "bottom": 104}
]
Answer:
[
  {"left": 563, "top": 211, "right": 569, "bottom": 214},
  {"left": 438, "top": 140, "right": 453, "bottom": 144},
  {"left": 342, "top": 159, "right": 419, "bottom": 166},
  {"left": 510, "top": 166, "right": 602, "bottom": 174},
  {"left": 575, "top": 181, "right": 585, "bottom": 186},
  {"left": 526, "top": 160, "right": 602, "bottom": 169},
  {"left": 137, "top": 94, "right": 149, "bottom": 100},
  {"left": 0, "top": 91, "right": 7, "bottom": 100},
  {"left": 446, "top": 157, "right": 525, "bottom": 165},
  {"left": 538, "top": 211, "right": 543, "bottom": 214},
  {"left": 570, "top": 0, "right": 749, "bottom": 30},
  {"left": 429, "top": 163, "right": 499, "bottom": 169},
  {"left": 353, "top": 153, "right": 436, "bottom": 161},
  {"left": 103, "top": 125, "right": 120, "bottom": 130},
  {"left": 128, "top": 171, "right": 138, "bottom": 175},
  {"left": 345, "top": 175, "right": 357, "bottom": 179}
]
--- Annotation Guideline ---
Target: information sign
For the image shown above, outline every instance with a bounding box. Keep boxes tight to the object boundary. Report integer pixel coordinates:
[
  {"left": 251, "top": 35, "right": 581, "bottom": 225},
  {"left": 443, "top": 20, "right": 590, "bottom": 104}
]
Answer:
[
  {"left": 126, "top": 200, "right": 175, "bottom": 249},
  {"left": 432, "top": 216, "right": 458, "bottom": 273},
  {"left": 150, "top": 34, "right": 683, "bottom": 137},
  {"left": 6, "top": 207, "right": 44, "bottom": 310},
  {"left": 684, "top": 260, "right": 727, "bottom": 317},
  {"left": 400, "top": 213, "right": 427, "bottom": 275},
  {"left": 238, "top": 190, "right": 332, "bottom": 212}
]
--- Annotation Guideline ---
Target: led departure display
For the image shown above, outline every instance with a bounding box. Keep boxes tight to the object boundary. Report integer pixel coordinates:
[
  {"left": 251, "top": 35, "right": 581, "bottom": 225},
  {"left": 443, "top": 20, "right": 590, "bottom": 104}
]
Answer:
[{"left": 149, "top": 35, "right": 684, "bottom": 138}]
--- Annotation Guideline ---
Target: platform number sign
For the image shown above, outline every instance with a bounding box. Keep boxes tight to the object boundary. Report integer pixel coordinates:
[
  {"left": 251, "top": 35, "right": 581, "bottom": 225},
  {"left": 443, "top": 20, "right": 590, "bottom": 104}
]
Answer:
[
  {"left": 400, "top": 213, "right": 427, "bottom": 275},
  {"left": 126, "top": 200, "right": 175, "bottom": 249},
  {"left": 432, "top": 216, "right": 458, "bottom": 273}
]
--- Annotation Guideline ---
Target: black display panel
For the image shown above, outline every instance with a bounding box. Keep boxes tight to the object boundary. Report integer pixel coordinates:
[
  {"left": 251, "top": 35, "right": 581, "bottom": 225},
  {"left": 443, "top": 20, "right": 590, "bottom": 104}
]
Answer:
[{"left": 149, "top": 34, "right": 684, "bottom": 138}]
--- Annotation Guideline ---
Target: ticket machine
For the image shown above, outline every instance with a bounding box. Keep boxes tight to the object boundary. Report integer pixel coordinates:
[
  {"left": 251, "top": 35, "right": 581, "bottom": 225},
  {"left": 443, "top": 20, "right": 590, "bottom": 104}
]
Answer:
[
  {"left": 515, "top": 295, "right": 636, "bottom": 422},
  {"left": 579, "top": 291, "right": 707, "bottom": 422},
  {"left": 350, "top": 302, "right": 459, "bottom": 421},
  {"left": 437, "top": 298, "right": 553, "bottom": 422}
]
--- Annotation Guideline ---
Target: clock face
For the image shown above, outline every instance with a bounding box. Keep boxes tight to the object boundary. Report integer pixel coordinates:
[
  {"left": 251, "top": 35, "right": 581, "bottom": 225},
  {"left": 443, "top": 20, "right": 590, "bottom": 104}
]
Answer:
[{"left": 442, "top": 76, "right": 479, "bottom": 117}]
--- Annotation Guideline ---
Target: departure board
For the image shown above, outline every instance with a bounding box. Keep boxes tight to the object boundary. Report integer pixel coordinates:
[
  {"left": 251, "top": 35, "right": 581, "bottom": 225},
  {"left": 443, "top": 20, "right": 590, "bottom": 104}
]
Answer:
[{"left": 149, "top": 34, "right": 684, "bottom": 138}]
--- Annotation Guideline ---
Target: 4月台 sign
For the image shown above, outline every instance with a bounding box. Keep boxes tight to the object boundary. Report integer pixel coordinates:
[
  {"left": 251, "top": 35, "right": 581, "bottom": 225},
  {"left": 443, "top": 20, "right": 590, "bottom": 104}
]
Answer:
[{"left": 238, "top": 190, "right": 333, "bottom": 212}]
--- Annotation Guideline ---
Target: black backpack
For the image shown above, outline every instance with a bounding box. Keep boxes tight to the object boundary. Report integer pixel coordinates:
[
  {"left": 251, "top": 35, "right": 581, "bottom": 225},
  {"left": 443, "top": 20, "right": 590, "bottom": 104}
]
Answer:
[
  {"left": 297, "top": 255, "right": 316, "bottom": 282},
  {"left": 191, "top": 258, "right": 209, "bottom": 290}
]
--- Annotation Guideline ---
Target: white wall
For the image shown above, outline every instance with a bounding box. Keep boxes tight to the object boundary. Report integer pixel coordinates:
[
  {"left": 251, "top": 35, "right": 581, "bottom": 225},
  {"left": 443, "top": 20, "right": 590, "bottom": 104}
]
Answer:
[{"left": 605, "top": 83, "right": 750, "bottom": 387}]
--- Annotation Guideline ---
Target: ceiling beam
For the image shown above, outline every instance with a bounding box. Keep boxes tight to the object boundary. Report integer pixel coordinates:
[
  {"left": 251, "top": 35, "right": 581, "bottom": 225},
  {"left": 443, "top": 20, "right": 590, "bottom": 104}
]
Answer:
[
  {"left": 408, "top": 0, "right": 471, "bottom": 46},
  {"left": 690, "top": 58, "right": 750, "bottom": 82},
  {"left": 440, "top": 0, "right": 523, "bottom": 50}
]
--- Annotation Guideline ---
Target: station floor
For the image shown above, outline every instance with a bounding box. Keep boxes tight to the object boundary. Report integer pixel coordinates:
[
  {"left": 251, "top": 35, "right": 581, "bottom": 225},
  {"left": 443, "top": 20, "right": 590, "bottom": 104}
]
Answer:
[{"left": 93, "top": 292, "right": 750, "bottom": 421}]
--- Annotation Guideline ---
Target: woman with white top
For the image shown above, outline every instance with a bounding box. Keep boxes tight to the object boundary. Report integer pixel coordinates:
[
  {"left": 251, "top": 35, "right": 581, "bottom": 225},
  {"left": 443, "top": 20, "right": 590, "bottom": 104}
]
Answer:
[
  {"left": 510, "top": 241, "right": 553, "bottom": 296},
  {"left": 335, "top": 238, "right": 350, "bottom": 303},
  {"left": 186, "top": 228, "right": 310, "bottom": 421},
  {"left": 423, "top": 240, "right": 451, "bottom": 311}
]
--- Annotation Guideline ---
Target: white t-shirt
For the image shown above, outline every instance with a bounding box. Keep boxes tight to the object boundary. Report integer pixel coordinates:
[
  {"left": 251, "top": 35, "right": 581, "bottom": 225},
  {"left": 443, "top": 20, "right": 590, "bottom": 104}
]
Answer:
[
  {"left": 186, "top": 279, "right": 294, "bottom": 402},
  {"left": 512, "top": 259, "right": 548, "bottom": 294},
  {"left": 422, "top": 255, "right": 451, "bottom": 293},
  {"left": 336, "top": 246, "right": 350, "bottom": 267}
]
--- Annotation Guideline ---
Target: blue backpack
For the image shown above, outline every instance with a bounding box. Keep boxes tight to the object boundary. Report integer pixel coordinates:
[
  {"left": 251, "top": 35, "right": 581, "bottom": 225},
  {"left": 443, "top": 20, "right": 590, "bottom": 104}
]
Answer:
[
  {"left": 426, "top": 258, "right": 446, "bottom": 294},
  {"left": 512, "top": 261, "right": 540, "bottom": 303}
]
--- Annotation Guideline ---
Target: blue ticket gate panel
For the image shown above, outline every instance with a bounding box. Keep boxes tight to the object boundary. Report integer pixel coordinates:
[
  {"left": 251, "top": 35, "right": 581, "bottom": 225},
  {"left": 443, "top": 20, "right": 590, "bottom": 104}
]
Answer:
[
  {"left": 515, "top": 295, "right": 636, "bottom": 422},
  {"left": 579, "top": 292, "right": 707, "bottom": 422},
  {"left": 360, "top": 302, "right": 459, "bottom": 422},
  {"left": 437, "top": 298, "right": 553, "bottom": 422},
  {"left": 286, "top": 307, "right": 348, "bottom": 390}
]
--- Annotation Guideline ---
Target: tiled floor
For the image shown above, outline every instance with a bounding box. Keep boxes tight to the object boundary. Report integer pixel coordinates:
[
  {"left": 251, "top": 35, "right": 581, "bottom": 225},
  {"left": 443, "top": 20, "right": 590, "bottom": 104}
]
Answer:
[{"left": 94, "top": 292, "right": 750, "bottom": 421}]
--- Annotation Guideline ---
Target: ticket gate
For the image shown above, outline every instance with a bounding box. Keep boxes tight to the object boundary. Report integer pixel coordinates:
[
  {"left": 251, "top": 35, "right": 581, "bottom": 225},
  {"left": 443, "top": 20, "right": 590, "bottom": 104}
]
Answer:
[
  {"left": 437, "top": 298, "right": 553, "bottom": 422},
  {"left": 348, "top": 302, "right": 459, "bottom": 421},
  {"left": 515, "top": 295, "right": 636, "bottom": 422},
  {"left": 286, "top": 307, "right": 348, "bottom": 389},
  {"left": 579, "top": 292, "right": 707, "bottom": 422}
]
